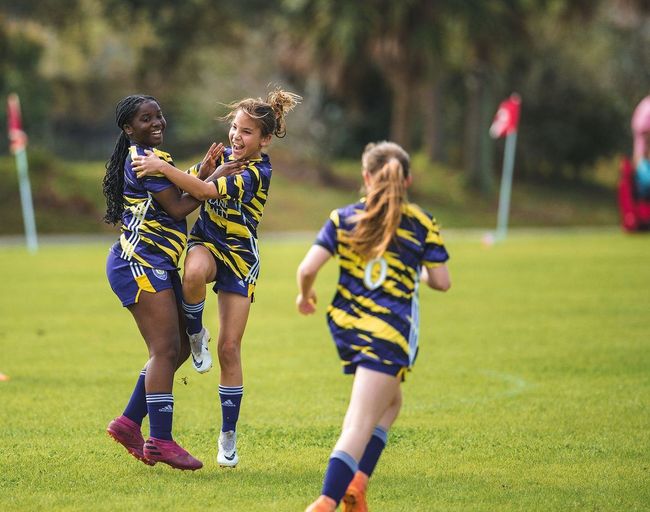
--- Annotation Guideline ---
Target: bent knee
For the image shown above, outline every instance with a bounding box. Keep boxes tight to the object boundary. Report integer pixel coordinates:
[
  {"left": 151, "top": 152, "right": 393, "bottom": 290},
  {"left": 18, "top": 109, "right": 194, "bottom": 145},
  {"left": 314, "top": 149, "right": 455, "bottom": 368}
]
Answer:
[{"left": 149, "top": 341, "right": 180, "bottom": 363}]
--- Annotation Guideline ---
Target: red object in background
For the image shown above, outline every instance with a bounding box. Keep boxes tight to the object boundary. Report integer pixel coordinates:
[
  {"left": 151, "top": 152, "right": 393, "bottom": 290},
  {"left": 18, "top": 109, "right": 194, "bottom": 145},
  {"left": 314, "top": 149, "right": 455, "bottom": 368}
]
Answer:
[
  {"left": 490, "top": 93, "right": 521, "bottom": 139},
  {"left": 618, "top": 157, "right": 650, "bottom": 231},
  {"left": 7, "top": 93, "right": 28, "bottom": 154}
]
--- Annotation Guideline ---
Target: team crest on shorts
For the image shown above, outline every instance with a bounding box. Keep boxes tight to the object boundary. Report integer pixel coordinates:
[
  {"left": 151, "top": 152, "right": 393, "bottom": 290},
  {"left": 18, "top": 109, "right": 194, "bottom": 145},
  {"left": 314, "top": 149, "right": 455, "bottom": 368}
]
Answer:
[{"left": 153, "top": 269, "right": 168, "bottom": 281}]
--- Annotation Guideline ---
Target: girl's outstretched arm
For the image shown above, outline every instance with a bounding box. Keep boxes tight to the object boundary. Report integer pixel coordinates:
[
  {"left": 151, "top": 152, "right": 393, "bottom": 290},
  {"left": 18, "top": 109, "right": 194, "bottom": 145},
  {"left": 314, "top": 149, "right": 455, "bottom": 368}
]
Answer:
[
  {"left": 133, "top": 150, "right": 247, "bottom": 201},
  {"left": 151, "top": 187, "right": 201, "bottom": 221},
  {"left": 296, "top": 244, "right": 332, "bottom": 315}
]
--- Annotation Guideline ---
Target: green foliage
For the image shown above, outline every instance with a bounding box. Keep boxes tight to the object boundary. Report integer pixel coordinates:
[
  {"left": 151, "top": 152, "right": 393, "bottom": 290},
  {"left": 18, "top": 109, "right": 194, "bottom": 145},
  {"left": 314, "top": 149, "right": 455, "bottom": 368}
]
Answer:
[
  {"left": 0, "top": 150, "right": 106, "bottom": 234},
  {"left": 517, "top": 67, "right": 627, "bottom": 180},
  {"left": 0, "top": 232, "right": 648, "bottom": 510},
  {"left": 0, "top": 16, "right": 52, "bottom": 144},
  {"left": 0, "top": 1, "right": 646, "bottom": 183}
]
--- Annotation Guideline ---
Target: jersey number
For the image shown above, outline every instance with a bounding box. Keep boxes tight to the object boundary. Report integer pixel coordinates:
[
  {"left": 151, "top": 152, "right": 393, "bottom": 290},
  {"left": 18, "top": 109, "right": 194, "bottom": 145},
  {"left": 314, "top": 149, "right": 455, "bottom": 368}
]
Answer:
[{"left": 363, "top": 257, "right": 388, "bottom": 290}]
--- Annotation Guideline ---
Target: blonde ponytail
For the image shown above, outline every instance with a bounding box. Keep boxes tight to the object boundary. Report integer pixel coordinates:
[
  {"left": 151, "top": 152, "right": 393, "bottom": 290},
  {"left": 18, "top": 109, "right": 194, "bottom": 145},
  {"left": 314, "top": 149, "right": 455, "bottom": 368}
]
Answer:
[{"left": 350, "top": 141, "right": 410, "bottom": 260}]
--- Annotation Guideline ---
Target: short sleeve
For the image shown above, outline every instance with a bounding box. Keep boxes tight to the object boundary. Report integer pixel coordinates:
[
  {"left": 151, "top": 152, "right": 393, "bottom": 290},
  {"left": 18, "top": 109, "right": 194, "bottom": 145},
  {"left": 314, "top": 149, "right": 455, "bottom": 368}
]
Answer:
[
  {"left": 142, "top": 175, "right": 175, "bottom": 194},
  {"left": 422, "top": 220, "right": 450, "bottom": 267},
  {"left": 126, "top": 146, "right": 174, "bottom": 194},
  {"left": 314, "top": 209, "right": 339, "bottom": 255}
]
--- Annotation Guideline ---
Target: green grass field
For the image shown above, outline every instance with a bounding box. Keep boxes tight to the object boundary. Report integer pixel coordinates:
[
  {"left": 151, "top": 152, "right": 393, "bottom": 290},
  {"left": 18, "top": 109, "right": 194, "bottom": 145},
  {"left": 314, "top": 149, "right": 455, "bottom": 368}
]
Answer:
[{"left": 1, "top": 230, "right": 648, "bottom": 511}]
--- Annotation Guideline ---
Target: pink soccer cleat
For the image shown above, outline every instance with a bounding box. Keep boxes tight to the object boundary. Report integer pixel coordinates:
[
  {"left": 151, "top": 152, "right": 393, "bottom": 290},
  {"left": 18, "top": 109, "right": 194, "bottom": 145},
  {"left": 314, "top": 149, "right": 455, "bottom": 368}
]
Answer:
[
  {"left": 107, "top": 415, "right": 155, "bottom": 466},
  {"left": 143, "top": 437, "right": 203, "bottom": 470}
]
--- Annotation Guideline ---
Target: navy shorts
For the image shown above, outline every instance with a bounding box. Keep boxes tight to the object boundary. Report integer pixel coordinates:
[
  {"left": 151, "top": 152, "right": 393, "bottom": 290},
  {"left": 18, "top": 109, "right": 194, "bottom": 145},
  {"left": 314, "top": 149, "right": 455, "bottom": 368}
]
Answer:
[
  {"left": 106, "top": 251, "right": 182, "bottom": 307},
  {"left": 187, "top": 243, "right": 255, "bottom": 300}
]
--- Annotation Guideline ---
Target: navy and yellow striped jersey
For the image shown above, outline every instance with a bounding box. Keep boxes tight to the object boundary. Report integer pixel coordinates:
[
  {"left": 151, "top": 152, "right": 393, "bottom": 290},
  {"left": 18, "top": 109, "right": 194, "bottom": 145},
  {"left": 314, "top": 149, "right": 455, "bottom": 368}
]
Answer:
[
  {"left": 110, "top": 145, "right": 187, "bottom": 270},
  {"left": 315, "top": 201, "right": 449, "bottom": 372},
  {"left": 188, "top": 147, "right": 272, "bottom": 284}
]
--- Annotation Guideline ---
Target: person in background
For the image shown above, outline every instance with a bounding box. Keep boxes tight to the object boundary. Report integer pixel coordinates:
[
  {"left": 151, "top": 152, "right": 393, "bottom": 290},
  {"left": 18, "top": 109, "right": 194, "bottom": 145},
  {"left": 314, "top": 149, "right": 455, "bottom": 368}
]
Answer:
[
  {"left": 296, "top": 141, "right": 451, "bottom": 511},
  {"left": 631, "top": 95, "right": 650, "bottom": 199}
]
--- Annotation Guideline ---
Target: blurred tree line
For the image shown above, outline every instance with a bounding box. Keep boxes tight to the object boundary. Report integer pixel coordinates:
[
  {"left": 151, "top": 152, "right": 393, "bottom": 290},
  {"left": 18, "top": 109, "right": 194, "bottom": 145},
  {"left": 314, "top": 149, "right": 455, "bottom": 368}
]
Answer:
[{"left": 0, "top": 0, "right": 648, "bottom": 191}]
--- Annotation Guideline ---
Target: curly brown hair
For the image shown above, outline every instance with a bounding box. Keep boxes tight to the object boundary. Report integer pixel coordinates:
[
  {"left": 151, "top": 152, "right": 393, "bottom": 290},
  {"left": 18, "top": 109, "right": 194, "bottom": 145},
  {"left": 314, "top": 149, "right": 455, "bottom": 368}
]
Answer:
[{"left": 222, "top": 87, "right": 301, "bottom": 138}]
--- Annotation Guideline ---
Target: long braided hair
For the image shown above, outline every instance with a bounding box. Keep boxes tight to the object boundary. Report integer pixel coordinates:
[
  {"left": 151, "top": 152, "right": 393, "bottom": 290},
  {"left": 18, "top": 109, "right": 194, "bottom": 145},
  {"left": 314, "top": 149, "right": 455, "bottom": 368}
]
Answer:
[
  {"left": 102, "top": 95, "right": 158, "bottom": 225},
  {"left": 349, "top": 141, "right": 411, "bottom": 261}
]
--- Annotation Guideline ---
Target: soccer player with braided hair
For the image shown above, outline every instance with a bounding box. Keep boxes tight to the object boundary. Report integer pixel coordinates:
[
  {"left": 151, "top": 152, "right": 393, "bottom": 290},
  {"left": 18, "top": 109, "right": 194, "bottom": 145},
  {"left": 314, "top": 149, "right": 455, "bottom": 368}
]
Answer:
[
  {"left": 296, "top": 141, "right": 451, "bottom": 511},
  {"left": 103, "top": 94, "right": 242, "bottom": 470},
  {"left": 133, "top": 87, "right": 301, "bottom": 467}
]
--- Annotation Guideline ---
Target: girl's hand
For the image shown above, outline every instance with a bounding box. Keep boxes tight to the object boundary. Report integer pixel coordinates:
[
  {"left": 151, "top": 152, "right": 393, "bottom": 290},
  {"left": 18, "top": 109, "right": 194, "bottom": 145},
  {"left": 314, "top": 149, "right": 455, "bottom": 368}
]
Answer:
[
  {"left": 133, "top": 150, "right": 165, "bottom": 178},
  {"left": 215, "top": 159, "right": 249, "bottom": 179},
  {"left": 296, "top": 290, "right": 317, "bottom": 315},
  {"left": 198, "top": 142, "right": 225, "bottom": 179}
]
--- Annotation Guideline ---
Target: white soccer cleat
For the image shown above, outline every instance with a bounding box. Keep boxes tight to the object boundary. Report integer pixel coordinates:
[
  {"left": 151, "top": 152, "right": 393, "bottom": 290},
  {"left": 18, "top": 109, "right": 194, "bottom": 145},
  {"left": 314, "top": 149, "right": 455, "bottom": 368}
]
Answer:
[
  {"left": 188, "top": 327, "right": 212, "bottom": 374},
  {"left": 217, "top": 430, "right": 239, "bottom": 467}
]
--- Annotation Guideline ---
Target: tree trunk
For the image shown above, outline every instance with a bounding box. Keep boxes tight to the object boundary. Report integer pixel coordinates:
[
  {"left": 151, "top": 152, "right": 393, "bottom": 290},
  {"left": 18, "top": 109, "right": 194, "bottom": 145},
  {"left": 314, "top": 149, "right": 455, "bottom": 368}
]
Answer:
[
  {"left": 421, "top": 77, "right": 445, "bottom": 163},
  {"left": 463, "top": 66, "right": 494, "bottom": 193},
  {"left": 388, "top": 68, "right": 412, "bottom": 150}
]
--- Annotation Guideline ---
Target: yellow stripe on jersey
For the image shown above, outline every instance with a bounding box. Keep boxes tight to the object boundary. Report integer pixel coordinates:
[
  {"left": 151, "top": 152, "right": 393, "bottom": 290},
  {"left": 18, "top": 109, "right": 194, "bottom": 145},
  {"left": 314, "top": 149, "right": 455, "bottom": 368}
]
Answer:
[
  {"left": 406, "top": 203, "right": 445, "bottom": 245},
  {"left": 152, "top": 148, "right": 173, "bottom": 162},
  {"left": 350, "top": 344, "right": 380, "bottom": 360},
  {"left": 328, "top": 305, "right": 409, "bottom": 353},
  {"left": 337, "top": 284, "right": 391, "bottom": 315},
  {"left": 137, "top": 233, "right": 179, "bottom": 260},
  {"left": 226, "top": 246, "right": 251, "bottom": 272},
  {"left": 128, "top": 147, "right": 172, "bottom": 178},
  {"left": 382, "top": 279, "right": 412, "bottom": 299},
  {"left": 216, "top": 179, "right": 228, "bottom": 197},
  {"left": 396, "top": 226, "right": 420, "bottom": 246},
  {"left": 205, "top": 207, "right": 228, "bottom": 228},
  {"left": 227, "top": 221, "right": 251, "bottom": 238},
  {"left": 200, "top": 242, "right": 249, "bottom": 276},
  {"left": 139, "top": 221, "right": 187, "bottom": 254}
]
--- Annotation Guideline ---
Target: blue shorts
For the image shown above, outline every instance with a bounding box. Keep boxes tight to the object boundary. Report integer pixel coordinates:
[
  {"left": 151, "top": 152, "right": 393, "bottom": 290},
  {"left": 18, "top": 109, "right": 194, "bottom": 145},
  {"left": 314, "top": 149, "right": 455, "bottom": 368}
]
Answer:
[
  {"left": 188, "top": 243, "right": 256, "bottom": 300},
  {"left": 106, "top": 251, "right": 182, "bottom": 307}
]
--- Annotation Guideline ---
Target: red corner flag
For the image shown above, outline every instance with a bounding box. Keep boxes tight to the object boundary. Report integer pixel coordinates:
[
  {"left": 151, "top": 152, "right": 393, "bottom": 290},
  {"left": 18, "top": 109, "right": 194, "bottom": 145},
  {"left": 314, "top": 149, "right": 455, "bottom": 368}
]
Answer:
[
  {"left": 490, "top": 93, "right": 521, "bottom": 139},
  {"left": 7, "top": 93, "right": 28, "bottom": 154}
]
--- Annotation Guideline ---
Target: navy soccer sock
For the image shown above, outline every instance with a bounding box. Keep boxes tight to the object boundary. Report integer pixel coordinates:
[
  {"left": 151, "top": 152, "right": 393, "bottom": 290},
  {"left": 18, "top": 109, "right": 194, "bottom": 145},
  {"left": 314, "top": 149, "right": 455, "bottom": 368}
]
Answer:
[
  {"left": 321, "top": 450, "right": 358, "bottom": 504},
  {"left": 358, "top": 425, "right": 388, "bottom": 476},
  {"left": 146, "top": 393, "right": 174, "bottom": 440},
  {"left": 182, "top": 299, "right": 205, "bottom": 336},
  {"left": 122, "top": 368, "right": 147, "bottom": 425},
  {"left": 219, "top": 385, "right": 243, "bottom": 432}
]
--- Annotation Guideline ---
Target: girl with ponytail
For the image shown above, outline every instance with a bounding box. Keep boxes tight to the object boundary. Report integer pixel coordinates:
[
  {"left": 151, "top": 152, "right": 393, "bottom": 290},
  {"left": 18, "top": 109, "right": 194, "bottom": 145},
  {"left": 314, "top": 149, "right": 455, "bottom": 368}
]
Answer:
[
  {"left": 133, "top": 87, "right": 301, "bottom": 467},
  {"left": 296, "top": 141, "right": 451, "bottom": 512}
]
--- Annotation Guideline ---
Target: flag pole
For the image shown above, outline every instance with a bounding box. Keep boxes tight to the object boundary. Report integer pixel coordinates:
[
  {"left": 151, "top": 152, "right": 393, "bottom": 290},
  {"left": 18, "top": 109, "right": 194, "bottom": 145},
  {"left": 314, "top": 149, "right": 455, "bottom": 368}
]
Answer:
[
  {"left": 488, "top": 93, "right": 521, "bottom": 243},
  {"left": 495, "top": 130, "right": 518, "bottom": 241},
  {"left": 15, "top": 145, "right": 38, "bottom": 252},
  {"left": 7, "top": 93, "right": 38, "bottom": 253}
]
